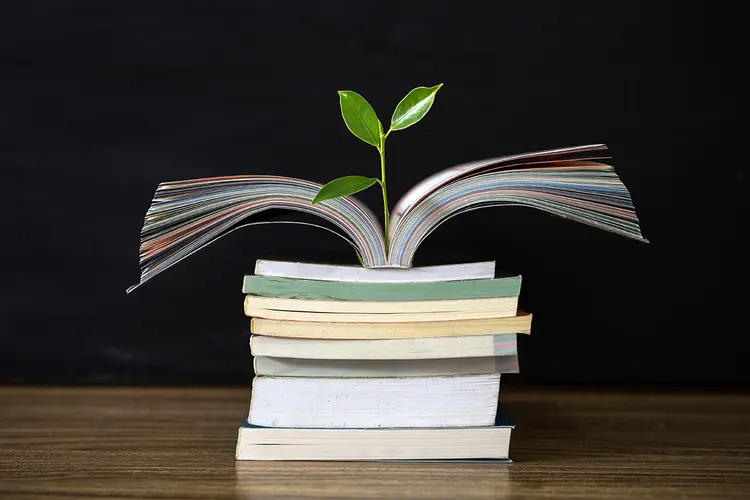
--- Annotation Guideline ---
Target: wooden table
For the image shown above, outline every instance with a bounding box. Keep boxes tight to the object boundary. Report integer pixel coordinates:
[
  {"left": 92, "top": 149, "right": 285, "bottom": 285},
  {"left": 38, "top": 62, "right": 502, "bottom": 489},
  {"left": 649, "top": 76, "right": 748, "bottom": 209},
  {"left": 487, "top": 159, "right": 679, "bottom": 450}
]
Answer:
[{"left": 0, "top": 387, "right": 748, "bottom": 499}]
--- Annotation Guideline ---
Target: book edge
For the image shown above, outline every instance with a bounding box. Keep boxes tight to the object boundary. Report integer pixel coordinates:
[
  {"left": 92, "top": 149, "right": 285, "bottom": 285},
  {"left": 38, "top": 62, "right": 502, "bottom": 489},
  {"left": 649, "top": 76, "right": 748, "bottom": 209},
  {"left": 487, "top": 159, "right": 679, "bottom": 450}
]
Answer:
[
  {"left": 250, "top": 312, "right": 532, "bottom": 338},
  {"left": 254, "top": 259, "right": 497, "bottom": 277},
  {"left": 241, "top": 274, "right": 522, "bottom": 296},
  {"left": 253, "top": 355, "right": 519, "bottom": 377}
]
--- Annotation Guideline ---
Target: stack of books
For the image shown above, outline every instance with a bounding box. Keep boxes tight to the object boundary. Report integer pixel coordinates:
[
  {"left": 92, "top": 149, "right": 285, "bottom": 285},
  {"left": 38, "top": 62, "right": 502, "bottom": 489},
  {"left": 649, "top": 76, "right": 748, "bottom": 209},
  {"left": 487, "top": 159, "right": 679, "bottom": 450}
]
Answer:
[
  {"left": 127, "top": 145, "right": 645, "bottom": 460},
  {"left": 235, "top": 259, "right": 533, "bottom": 461}
]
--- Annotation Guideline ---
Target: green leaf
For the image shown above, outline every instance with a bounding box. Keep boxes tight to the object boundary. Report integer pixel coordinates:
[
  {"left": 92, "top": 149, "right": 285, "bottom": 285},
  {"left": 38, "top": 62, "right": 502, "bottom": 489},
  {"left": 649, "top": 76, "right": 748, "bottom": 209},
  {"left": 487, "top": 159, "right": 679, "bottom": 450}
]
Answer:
[
  {"left": 338, "top": 91, "right": 381, "bottom": 147},
  {"left": 389, "top": 83, "right": 443, "bottom": 132},
  {"left": 312, "top": 176, "right": 379, "bottom": 204}
]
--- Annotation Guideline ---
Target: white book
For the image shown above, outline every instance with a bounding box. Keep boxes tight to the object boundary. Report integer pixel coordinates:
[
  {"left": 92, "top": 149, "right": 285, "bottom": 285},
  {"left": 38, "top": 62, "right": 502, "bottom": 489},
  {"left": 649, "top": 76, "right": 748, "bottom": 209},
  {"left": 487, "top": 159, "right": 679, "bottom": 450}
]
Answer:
[
  {"left": 249, "top": 334, "right": 518, "bottom": 360},
  {"left": 253, "top": 355, "right": 519, "bottom": 377},
  {"left": 253, "top": 259, "right": 495, "bottom": 283},
  {"left": 248, "top": 374, "right": 500, "bottom": 429},
  {"left": 236, "top": 425, "right": 512, "bottom": 461}
]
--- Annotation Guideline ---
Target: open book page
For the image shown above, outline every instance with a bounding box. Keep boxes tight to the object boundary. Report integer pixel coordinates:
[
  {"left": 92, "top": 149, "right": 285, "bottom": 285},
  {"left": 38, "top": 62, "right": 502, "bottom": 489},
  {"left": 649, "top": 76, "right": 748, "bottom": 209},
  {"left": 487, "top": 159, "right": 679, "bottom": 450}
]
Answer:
[
  {"left": 128, "top": 175, "right": 386, "bottom": 292},
  {"left": 388, "top": 144, "right": 608, "bottom": 240},
  {"left": 128, "top": 145, "right": 646, "bottom": 290},
  {"left": 388, "top": 161, "right": 647, "bottom": 267}
]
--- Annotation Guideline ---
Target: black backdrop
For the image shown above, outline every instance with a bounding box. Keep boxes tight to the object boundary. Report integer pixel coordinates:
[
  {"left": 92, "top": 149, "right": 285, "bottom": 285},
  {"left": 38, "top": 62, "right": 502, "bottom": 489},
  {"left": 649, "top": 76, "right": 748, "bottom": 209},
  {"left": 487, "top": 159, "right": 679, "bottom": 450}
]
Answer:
[{"left": 1, "top": 1, "right": 742, "bottom": 385}]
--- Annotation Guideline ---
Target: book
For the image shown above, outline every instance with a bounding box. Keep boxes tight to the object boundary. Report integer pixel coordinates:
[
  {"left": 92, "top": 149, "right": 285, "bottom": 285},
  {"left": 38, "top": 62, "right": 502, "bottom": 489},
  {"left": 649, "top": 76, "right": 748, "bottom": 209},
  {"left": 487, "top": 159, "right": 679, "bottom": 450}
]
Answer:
[
  {"left": 253, "top": 355, "right": 519, "bottom": 377},
  {"left": 241, "top": 275, "right": 521, "bottom": 301},
  {"left": 235, "top": 422, "right": 513, "bottom": 461},
  {"left": 128, "top": 144, "right": 647, "bottom": 292},
  {"left": 248, "top": 374, "right": 501, "bottom": 428},
  {"left": 250, "top": 313, "right": 531, "bottom": 339},
  {"left": 244, "top": 295, "right": 517, "bottom": 314},
  {"left": 244, "top": 296, "right": 518, "bottom": 322},
  {"left": 249, "top": 334, "right": 517, "bottom": 360},
  {"left": 254, "top": 259, "right": 496, "bottom": 282}
]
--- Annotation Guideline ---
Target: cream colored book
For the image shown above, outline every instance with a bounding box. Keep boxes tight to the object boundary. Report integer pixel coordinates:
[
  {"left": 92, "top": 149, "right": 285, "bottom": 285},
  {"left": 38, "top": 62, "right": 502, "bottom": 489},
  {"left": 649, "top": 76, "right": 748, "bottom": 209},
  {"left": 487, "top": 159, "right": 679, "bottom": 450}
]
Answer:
[
  {"left": 249, "top": 334, "right": 517, "bottom": 360},
  {"left": 235, "top": 425, "right": 512, "bottom": 461},
  {"left": 248, "top": 374, "right": 501, "bottom": 429},
  {"left": 245, "top": 295, "right": 516, "bottom": 314},
  {"left": 250, "top": 312, "right": 531, "bottom": 339},
  {"left": 244, "top": 295, "right": 518, "bottom": 322}
]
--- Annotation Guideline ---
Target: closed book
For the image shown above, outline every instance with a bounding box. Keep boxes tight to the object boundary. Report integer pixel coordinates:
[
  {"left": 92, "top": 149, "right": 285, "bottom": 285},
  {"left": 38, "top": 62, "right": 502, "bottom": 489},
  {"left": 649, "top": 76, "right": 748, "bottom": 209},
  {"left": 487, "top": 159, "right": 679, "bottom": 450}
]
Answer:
[
  {"left": 253, "top": 355, "right": 519, "bottom": 377},
  {"left": 242, "top": 275, "right": 521, "bottom": 301},
  {"left": 244, "top": 295, "right": 518, "bottom": 322},
  {"left": 250, "top": 334, "right": 517, "bottom": 360},
  {"left": 250, "top": 313, "right": 531, "bottom": 340},
  {"left": 235, "top": 421, "right": 513, "bottom": 461},
  {"left": 245, "top": 294, "right": 518, "bottom": 315},
  {"left": 248, "top": 374, "right": 500, "bottom": 429},
  {"left": 253, "top": 259, "right": 496, "bottom": 283}
]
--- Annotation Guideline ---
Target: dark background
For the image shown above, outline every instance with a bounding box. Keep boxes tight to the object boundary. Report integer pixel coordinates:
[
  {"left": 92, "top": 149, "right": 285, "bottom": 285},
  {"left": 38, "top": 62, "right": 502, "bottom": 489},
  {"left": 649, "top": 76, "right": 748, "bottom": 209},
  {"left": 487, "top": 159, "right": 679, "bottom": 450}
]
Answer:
[{"left": 1, "top": 1, "right": 742, "bottom": 385}]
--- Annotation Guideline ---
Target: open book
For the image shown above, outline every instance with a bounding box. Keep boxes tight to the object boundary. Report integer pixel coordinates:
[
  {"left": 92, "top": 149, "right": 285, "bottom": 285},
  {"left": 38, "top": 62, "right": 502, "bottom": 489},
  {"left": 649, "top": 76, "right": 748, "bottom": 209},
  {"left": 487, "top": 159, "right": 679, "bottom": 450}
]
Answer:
[{"left": 128, "top": 144, "right": 646, "bottom": 292}]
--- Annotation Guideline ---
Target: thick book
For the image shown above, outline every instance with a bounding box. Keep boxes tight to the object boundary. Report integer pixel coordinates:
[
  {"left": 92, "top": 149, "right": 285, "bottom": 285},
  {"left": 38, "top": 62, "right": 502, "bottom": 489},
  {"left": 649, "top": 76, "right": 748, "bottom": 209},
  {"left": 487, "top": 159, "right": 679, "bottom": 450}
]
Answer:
[
  {"left": 253, "top": 355, "right": 519, "bottom": 377},
  {"left": 241, "top": 275, "right": 521, "bottom": 301},
  {"left": 128, "top": 145, "right": 647, "bottom": 292},
  {"left": 235, "top": 422, "right": 513, "bottom": 461},
  {"left": 244, "top": 295, "right": 518, "bottom": 322},
  {"left": 248, "top": 374, "right": 500, "bottom": 428},
  {"left": 249, "top": 334, "right": 518, "bottom": 360},
  {"left": 254, "top": 259, "right": 496, "bottom": 282},
  {"left": 250, "top": 313, "right": 531, "bottom": 339}
]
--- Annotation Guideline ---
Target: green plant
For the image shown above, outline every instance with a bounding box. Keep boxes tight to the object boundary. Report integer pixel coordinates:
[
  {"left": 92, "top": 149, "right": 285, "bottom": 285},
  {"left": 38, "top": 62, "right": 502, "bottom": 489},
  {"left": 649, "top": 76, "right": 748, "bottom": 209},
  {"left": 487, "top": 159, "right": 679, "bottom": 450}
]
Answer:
[{"left": 312, "top": 84, "right": 443, "bottom": 253}]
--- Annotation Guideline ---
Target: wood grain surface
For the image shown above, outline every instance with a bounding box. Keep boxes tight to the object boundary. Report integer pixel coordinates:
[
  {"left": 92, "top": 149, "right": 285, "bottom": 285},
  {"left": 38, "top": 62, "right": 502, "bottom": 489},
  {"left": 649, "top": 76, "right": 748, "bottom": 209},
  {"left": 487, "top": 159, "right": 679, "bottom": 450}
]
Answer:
[{"left": 1, "top": 387, "right": 748, "bottom": 499}]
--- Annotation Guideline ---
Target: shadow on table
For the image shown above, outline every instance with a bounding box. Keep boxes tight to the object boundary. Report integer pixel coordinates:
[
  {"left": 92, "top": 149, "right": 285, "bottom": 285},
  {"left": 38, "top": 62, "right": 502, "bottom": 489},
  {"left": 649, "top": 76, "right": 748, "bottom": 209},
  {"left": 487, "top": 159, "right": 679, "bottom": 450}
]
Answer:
[{"left": 502, "top": 398, "right": 587, "bottom": 463}]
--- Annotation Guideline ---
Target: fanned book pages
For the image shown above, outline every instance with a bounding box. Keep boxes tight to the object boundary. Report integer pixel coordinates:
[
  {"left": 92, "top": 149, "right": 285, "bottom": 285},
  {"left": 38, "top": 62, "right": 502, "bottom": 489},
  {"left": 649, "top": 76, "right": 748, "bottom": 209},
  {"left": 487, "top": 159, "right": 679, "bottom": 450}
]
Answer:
[{"left": 127, "top": 144, "right": 647, "bottom": 291}]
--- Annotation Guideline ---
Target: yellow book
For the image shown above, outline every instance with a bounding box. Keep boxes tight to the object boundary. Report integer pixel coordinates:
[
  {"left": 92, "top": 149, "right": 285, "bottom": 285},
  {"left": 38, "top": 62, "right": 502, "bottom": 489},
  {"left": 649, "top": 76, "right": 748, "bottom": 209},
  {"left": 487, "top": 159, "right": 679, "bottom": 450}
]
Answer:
[{"left": 250, "top": 312, "right": 531, "bottom": 339}]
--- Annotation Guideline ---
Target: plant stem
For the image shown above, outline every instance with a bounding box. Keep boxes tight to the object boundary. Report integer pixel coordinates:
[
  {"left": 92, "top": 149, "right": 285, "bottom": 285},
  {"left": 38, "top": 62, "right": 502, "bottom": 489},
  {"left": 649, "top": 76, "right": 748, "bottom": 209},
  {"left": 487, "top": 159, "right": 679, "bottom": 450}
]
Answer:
[{"left": 379, "top": 138, "right": 389, "bottom": 255}]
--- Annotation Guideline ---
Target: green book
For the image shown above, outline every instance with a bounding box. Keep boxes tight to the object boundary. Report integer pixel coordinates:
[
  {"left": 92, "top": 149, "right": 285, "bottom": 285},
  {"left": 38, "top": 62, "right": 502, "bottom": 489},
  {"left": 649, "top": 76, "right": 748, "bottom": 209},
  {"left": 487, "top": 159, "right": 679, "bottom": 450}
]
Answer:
[{"left": 242, "top": 275, "right": 521, "bottom": 301}]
